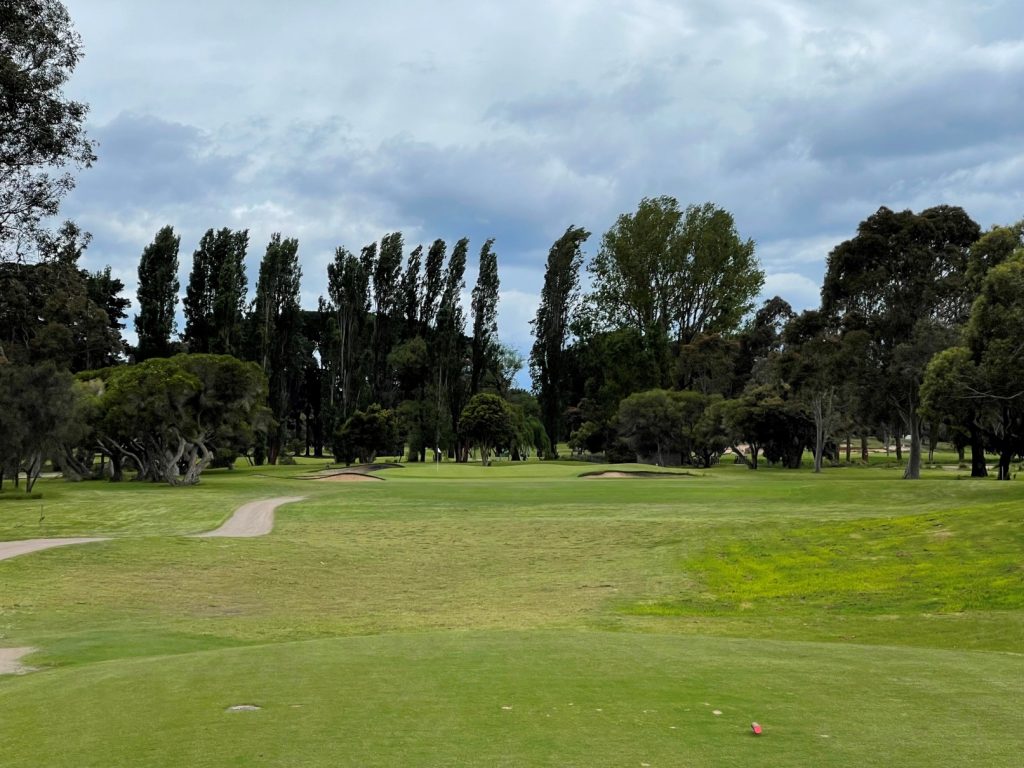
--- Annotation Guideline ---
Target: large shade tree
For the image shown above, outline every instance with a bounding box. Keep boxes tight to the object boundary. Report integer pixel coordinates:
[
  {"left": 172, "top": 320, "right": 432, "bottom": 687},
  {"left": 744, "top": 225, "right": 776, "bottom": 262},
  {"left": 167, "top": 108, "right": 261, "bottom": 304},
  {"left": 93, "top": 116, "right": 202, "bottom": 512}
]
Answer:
[
  {"left": 821, "top": 205, "right": 980, "bottom": 479},
  {"left": 0, "top": 0, "right": 95, "bottom": 260},
  {"left": 588, "top": 197, "right": 763, "bottom": 382}
]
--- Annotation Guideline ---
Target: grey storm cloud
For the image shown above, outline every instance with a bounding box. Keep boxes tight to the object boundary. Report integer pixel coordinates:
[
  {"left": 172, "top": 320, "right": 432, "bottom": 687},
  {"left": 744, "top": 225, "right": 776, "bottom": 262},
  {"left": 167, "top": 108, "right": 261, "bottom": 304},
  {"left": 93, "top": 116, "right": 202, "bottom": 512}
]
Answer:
[{"left": 56, "top": 0, "right": 1024, "bottom": 369}]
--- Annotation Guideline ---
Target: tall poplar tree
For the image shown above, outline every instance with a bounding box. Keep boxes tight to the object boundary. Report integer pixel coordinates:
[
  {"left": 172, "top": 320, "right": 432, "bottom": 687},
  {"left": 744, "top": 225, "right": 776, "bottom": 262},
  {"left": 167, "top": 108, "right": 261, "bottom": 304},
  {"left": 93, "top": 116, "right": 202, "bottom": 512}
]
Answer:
[
  {"left": 371, "top": 232, "right": 404, "bottom": 404},
  {"left": 326, "top": 245, "right": 370, "bottom": 419},
  {"left": 400, "top": 244, "right": 423, "bottom": 339},
  {"left": 435, "top": 237, "right": 469, "bottom": 457},
  {"left": 530, "top": 225, "right": 589, "bottom": 456},
  {"left": 470, "top": 238, "right": 499, "bottom": 395},
  {"left": 134, "top": 225, "right": 179, "bottom": 361},
  {"left": 182, "top": 227, "right": 248, "bottom": 354},
  {"left": 251, "top": 233, "right": 302, "bottom": 463},
  {"left": 419, "top": 239, "right": 446, "bottom": 329}
]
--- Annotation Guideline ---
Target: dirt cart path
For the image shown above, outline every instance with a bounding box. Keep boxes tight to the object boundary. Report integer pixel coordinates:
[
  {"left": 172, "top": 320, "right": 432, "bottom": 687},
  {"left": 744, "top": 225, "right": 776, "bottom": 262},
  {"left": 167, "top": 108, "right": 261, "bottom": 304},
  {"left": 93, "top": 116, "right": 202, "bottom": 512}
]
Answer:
[
  {"left": 193, "top": 496, "right": 306, "bottom": 538},
  {"left": 0, "top": 537, "right": 109, "bottom": 562}
]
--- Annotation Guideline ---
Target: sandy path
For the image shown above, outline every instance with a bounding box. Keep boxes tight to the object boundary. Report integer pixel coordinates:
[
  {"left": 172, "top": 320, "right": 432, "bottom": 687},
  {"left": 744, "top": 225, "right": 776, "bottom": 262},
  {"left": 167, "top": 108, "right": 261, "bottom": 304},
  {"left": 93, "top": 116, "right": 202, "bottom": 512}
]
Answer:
[
  {"left": 0, "top": 647, "right": 35, "bottom": 675},
  {"left": 193, "top": 496, "right": 306, "bottom": 538},
  {"left": 0, "top": 497, "right": 306, "bottom": 563},
  {"left": 0, "top": 537, "right": 109, "bottom": 563}
]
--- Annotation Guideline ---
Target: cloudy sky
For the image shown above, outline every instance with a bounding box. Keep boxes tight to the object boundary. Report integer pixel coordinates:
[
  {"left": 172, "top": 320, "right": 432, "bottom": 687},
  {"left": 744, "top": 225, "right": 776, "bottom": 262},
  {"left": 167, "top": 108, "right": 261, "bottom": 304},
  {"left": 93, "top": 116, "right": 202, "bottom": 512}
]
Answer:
[{"left": 59, "top": 0, "right": 1024, "bottom": 383}]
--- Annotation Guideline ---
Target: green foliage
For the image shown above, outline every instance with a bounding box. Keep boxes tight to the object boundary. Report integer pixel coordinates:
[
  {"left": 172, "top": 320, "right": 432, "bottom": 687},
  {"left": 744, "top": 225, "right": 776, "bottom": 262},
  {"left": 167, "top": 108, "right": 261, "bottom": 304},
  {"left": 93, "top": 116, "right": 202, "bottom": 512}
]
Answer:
[
  {"left": 531, "top": 225, "right": 589, "bottom": 455},
  {"left": 183, "top": 228, "right": 249, "bottom": 356},
  {"left": 0, "top": 361, "right": 86, "bottom": 490},
  {"left": 134, "top": 226, "right": 180, "bottom": 361},
  {"left": 822, "top": 205, "right": 981, "bottom": 479},
  {"left": 459, "top": 392, "right": 514, "bottom": 465},
  {"left": 0, "top": 0, "right": 96, "bottom": 259},
  {"left": 324, "top": 245, "right": 371, "bottom": 420},
  {"left": 925, "top": 253, "right": 1024, "bottom": 479},
  {"left": 332, "top": 404, "right": 399, "bottom": 465},
  {"left": 250, "top": 233, "right": 303, "bottom": 463},
  {"left": 90, "top": 354, "right": 268, "bottom": 485},
  {"left": 0, "top": 223, "right": 125, "bottom": 370},
  {"left": 470, "top": 238, "right": 500, "bottom": 395},
  {"left": 589, "top": 197, "right": 763, "bottom": 346}
]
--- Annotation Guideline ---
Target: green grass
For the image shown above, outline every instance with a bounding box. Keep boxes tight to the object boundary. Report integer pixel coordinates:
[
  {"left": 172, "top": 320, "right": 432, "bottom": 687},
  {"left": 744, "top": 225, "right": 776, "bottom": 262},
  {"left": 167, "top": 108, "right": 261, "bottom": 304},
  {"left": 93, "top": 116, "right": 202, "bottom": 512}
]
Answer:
[{"left": 1, "top": 458, "right": 1022, "bottom": 766}]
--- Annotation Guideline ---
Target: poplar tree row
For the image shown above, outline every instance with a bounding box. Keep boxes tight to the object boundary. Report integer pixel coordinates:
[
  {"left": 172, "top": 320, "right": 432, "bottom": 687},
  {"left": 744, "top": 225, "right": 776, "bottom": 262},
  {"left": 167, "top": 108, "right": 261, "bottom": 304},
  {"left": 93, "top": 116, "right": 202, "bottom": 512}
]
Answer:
[{"left": 133, "top": 226, "right": 525, "bottom": 464}]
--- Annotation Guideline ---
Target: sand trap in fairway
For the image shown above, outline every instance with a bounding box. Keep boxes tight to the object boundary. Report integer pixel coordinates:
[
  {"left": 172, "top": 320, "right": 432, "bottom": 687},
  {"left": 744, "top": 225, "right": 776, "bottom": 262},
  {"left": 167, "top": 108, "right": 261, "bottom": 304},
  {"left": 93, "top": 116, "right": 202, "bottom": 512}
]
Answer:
[
  {"left": 581, "top": 470, "right": 694, "bottom": 479},
  {"left": 0, "top": 647, "right": 36, "bottom": 675},
  {"left": 194, "top": 496, "right": 306, "bottom": 538},
  {"left": 0, "top": 537, "right": 108, "bottom": 563},
  {"left": 316, "top": 473, "right": 383, "bottom": 483}
]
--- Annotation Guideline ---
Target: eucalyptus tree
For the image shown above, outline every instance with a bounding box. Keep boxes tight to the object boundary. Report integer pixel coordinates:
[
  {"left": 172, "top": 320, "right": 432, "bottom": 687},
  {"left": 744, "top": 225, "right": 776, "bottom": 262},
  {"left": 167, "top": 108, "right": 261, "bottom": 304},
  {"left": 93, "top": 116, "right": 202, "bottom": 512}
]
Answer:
[
  {"left": 588, "top": 197, "right": 763, "bottom": 383},
  {"left": 0, "top": 221, "right": 123, "bottom": 370},
  {"left": 923, "top": 253, "right": 1024, "bottom": 480},
  {"left": 822, "top": 205, "right": 980, "bottom": 479},
  {"left": 0, "top": 0, "right": 95, "bottom": 260}
]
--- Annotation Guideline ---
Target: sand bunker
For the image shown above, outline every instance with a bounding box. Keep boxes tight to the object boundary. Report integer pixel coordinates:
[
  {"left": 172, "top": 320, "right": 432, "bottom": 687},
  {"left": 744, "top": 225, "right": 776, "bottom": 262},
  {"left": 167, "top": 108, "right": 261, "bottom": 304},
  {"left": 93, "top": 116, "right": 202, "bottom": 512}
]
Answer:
[
  {"left": 316, "top": 473, "right": 383, "bottom": 482},
  {"left": 581, "top": 470, "right": 694, "bottom": 479},
  {"left": 0, "top": 537, "right": 108, "bottom": 563},
  {"left": 0, "top": 647, "right": 36, "bottom": 675}
]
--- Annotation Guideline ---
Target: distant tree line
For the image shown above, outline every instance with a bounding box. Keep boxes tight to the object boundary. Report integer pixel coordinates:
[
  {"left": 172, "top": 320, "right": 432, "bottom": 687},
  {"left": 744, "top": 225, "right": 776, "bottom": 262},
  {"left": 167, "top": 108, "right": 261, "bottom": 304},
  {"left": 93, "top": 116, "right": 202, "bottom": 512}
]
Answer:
[
  {"left": 533, "top": 199, "right": 1024, "bottom": 480},
  {"left": 3, "top": 0, "right": 1022, "bottom": 488}
]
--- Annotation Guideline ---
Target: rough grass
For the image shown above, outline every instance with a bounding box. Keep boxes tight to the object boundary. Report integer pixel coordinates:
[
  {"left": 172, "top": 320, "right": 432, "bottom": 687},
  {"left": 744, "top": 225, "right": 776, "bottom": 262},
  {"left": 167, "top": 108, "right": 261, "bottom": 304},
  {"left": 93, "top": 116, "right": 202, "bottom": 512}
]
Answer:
[{"left": 1, "top": 457, "right": 1022, "bottom": 766}]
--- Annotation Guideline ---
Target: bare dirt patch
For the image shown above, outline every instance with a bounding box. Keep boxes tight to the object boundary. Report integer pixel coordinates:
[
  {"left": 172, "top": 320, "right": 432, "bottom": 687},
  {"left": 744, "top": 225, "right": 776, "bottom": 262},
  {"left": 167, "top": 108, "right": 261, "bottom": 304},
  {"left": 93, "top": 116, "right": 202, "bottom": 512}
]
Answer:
[
  {"left": 0, "top": 537, "right": 108, "bottom": 563},
  {"left": 194, "top": 496, "right": 306, "bottom": 538},
  {"left": 0, "top": 647, "right": 36, "bottom": 675}
]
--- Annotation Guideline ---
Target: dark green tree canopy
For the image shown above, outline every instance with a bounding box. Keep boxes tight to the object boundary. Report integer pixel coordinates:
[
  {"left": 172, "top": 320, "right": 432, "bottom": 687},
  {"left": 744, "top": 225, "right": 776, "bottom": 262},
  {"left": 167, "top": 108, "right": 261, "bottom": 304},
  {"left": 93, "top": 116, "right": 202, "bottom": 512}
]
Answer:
[
  {"left": 589, "top": 197, "right": 763, "bottom": 344},
  {"left": 183, "top": 227, "right": 249, "bottom": 355},
  {"left": 530, "top": 225, "right": 589, "bottom": 455},
  {"left": 135, "top": 225, "right": 180, "bottom": 361},
  {"left": 459, "top": 392, "right": 514, "bottom": 466},
  {"left": 0, "top": 0, "right": 96, "bottom": 259},
  {"left": 470, "top": 238, "right": 499, "bottom": 395}
]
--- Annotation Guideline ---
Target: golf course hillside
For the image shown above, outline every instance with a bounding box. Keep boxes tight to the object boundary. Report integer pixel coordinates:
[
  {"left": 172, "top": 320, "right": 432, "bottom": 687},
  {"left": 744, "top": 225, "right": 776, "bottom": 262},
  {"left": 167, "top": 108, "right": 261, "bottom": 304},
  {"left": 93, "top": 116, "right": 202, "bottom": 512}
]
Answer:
[{"left": 1, "top": 458, "right": 1021, "bottom": 767}]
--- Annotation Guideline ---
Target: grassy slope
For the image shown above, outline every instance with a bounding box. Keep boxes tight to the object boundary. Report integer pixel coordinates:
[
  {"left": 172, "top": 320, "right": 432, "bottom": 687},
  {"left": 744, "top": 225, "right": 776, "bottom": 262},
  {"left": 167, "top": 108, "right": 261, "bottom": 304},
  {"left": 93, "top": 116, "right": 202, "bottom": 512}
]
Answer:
[{"left": 1, "top": 458, "right": 1022, "bottom": 766}]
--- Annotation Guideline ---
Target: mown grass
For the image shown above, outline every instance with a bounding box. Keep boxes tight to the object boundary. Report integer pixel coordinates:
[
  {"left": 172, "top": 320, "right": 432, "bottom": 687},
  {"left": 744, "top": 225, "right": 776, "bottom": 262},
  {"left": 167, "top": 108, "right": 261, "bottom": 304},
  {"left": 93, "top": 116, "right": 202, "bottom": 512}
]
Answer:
[{"left": 1, "top": 457, "right": 1022, "bottom": 766}]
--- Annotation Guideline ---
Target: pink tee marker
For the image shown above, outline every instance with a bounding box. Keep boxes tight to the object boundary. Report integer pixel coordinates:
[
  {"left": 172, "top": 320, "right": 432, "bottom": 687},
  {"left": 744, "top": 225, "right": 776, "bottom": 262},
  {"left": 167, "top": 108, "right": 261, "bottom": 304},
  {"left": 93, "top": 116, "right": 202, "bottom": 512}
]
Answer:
[{"left": 751, "top": 722, "right": 763, "bottom": 735}]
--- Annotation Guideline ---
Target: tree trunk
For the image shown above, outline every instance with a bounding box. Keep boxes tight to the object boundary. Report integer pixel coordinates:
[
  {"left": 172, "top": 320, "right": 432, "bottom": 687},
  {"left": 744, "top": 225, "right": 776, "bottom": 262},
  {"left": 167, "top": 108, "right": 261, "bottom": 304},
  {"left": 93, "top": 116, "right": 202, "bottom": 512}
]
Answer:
[
  {"left": 903, "top": 411, "right": 921, "bottom": 479},
  {"left": 730, "top": 445, "right": 752, "bottom": 469},
  {"left": 24, "top": 453, "right": 43, "bottom": 493},
  {"left": 969, "top": 425, "right": 988, "bottom": 478},
  {"left": 997, "top": 450, "right": 1013, "bottom": 481},
  {"left": 813, "top": 396, "right": 825, "bottom": 474},
  {"left": 927, "top": 424, "right": 938, "bottom": 465},
  {"left": 860, "top": 434, "right": 869, "bottom": 463}
]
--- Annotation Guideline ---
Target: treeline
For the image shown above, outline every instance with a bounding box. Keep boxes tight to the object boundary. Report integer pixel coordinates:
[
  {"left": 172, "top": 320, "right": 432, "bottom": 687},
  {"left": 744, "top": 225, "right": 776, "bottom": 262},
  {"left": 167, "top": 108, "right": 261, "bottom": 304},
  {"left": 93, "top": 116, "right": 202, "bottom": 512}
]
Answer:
[
  {"left": 3, "top": 196, "right": 1022, "bottom": 489},
  {"left": 534, "top": 198, "right": 1024, "bottom": 479},
  {"left": 0, "top": 218, "right": 549, "bottom": 487}
]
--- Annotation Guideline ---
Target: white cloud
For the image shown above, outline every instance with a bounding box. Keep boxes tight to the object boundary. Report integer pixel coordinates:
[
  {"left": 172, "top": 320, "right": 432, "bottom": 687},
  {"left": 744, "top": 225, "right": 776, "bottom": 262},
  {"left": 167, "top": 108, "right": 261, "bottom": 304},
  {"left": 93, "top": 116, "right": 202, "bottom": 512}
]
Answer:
[{"left": 53, "top": 0, "right": 1024, "bottom": 387}]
